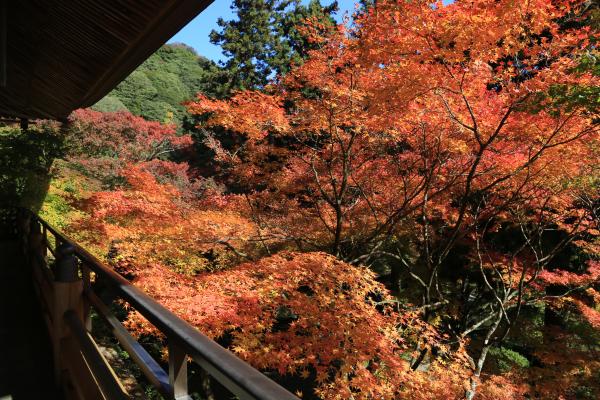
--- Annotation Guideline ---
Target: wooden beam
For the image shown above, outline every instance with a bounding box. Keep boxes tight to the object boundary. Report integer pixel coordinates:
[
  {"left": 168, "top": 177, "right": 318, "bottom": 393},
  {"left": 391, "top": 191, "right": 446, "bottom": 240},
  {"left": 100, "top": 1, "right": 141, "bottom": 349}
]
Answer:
[
  {"left": 0, "top": 1, "right": 213, "bottom": 119},
  {"left": 0, "top": 0, "right": 6, "bottom": 87}
]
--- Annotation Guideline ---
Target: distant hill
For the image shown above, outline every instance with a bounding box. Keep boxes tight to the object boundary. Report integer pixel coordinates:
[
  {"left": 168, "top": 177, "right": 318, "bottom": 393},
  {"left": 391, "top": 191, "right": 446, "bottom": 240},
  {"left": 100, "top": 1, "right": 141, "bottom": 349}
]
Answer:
[{"left": 93, "top": 43, "right": 226, "bottom": 123}]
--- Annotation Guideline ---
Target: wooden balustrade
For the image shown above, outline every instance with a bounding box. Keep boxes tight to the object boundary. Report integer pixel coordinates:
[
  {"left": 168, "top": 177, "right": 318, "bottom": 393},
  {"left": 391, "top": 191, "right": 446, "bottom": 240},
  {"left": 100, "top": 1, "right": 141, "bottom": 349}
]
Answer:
[{"left": 15, "top": 208, "right": 299, "bottom": 400}]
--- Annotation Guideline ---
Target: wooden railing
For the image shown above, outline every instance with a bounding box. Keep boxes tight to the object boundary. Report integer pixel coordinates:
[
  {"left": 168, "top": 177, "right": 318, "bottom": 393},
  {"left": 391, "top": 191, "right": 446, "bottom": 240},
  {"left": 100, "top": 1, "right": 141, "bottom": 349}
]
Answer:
[{"left": 15, "top": 208, "right": 299, "bottom": 400}]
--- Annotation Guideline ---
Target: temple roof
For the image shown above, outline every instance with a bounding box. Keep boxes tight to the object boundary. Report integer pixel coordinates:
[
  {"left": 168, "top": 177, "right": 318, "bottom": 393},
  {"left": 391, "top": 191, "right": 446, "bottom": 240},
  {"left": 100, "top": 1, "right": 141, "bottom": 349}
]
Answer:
[{"left": 0, "top": 0, "right": 212, "bottom": 120}]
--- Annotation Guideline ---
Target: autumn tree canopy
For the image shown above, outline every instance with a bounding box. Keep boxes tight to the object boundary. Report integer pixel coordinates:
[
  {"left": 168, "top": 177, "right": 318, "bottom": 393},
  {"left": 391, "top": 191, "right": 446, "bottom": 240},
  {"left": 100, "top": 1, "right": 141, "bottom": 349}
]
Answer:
[{"left": 185, "top": 0, "right": 599, "bottom": 398}]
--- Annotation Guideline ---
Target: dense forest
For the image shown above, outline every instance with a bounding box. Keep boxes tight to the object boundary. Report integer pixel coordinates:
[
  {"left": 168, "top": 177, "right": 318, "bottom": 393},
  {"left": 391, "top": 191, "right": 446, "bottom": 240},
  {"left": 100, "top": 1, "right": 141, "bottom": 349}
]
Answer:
[
  {"left": 2, "top": 0, "right": 598, "bottom": 399},
  {"left": 92, "top": 43, "right": 224, "bottom": 124}
]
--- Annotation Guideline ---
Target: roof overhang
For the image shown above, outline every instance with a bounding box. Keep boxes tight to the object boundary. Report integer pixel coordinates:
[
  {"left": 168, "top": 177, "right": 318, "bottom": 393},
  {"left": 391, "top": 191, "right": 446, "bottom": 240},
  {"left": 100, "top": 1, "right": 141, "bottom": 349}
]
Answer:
[{"left": 0, "top": 0, "right": 213, "bottom": 121}]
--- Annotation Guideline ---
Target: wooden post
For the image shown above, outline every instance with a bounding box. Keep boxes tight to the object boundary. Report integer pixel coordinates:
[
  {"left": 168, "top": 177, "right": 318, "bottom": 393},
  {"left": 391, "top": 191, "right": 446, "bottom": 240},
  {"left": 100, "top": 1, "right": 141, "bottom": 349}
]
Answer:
[
  {"left": 82, "top": 264, "right": 93, "bottom": 332},
  {"left": 0, "top": 0, "right": 6, "bottom": 88},
  {"left": 16, "top": 209, "right": 31, "bottom": 259},
  {"left": 20, "top": 118, "right": 28, "bottom": 131},
  {"left": 28, "top": 220, "right": 45, "bottom": 270},
  {"left": 52, "top": 243, "right": 83, "bottom": 385},
  {"left": 168, "top": 341, "right": 189, "bottom": 400}
]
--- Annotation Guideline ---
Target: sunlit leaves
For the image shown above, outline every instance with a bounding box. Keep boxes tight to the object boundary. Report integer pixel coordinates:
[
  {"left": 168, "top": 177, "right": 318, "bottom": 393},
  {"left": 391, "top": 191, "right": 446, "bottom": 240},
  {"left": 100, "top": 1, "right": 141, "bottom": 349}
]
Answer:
[{"left": 125, "top": 251, "right": 458, "bottom": 399}]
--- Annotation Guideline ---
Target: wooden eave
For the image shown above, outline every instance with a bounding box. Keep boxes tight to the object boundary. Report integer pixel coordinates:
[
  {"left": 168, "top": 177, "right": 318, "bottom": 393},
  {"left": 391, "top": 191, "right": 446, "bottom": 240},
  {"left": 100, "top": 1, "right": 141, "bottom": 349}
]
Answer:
[{"left": 0, "top": 0, "right": 213, "bottom": 121}]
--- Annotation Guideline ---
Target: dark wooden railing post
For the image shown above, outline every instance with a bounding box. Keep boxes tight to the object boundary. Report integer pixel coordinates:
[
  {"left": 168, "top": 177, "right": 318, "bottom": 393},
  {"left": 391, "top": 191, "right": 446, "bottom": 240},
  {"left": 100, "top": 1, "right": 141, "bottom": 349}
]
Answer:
[
  {"left": 28, "top": 219, "right": 45, "bottom": 270},
  {"left": 52, "top": 243, "right": 83, "bottom": 385},
  {"left": 81, "top": 264, "right": 93, "bottom": 332},
  {"left": 16, "top": 208, "right": 31, "bottom": 258},
  {"left": 169, "top": 341, "right": 189, "bottom": 399}
]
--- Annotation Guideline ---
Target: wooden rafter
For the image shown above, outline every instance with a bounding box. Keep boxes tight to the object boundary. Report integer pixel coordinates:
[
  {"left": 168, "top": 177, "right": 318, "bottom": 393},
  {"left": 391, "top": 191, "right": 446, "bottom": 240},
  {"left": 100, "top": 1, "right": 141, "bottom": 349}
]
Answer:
[{"left": 0, "top": 0, "right": 212, "bottom": 120}]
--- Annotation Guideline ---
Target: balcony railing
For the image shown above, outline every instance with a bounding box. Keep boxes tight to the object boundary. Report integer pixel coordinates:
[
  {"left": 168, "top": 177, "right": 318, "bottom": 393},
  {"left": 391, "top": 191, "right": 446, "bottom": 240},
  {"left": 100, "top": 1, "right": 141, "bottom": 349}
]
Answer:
[{"left": 15, "top": 208, "right": 299, "bottom": 400}]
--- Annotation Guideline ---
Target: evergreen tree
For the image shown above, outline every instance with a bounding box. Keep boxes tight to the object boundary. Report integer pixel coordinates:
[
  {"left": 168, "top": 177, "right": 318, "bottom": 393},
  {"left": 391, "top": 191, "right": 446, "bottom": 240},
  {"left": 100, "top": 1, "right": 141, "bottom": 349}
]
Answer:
[
  {"left": 282, "top": 0, "right": 339, "bottom": 66},
  {"left": 210, "top": 0, "right": 337, "bottom": 92}
]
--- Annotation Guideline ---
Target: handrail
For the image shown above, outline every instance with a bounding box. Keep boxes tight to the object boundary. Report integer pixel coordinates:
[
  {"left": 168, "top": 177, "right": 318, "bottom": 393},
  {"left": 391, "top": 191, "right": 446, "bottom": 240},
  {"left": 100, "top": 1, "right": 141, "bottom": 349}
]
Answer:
[
  {"left": 85, "top": 287, "right": 173, "bottom": 397},
  {"left": 64, "top": 310, "right": 129, "bottom": 400},
  {"left": 27, "top": 210, "right": 300, "bottom": 400}
]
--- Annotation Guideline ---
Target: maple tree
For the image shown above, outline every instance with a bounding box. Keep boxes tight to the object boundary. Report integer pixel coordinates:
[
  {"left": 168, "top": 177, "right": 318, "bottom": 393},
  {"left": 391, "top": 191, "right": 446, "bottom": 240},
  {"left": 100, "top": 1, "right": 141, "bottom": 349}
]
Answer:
[
  {"left": 78, "top": 164, "right": 258, "bottom": 273},
  {"left": 75, "top": 167, "right": 479, "bottom": 398},
  {"left": 65, "top": 109, "right": 193, "bottom": 185},
  {"left": 185, "top": 0, "right": 599, "bottom": 398},
  {"left": 124, "top": 251, "right": 471, "bottom": 399}
]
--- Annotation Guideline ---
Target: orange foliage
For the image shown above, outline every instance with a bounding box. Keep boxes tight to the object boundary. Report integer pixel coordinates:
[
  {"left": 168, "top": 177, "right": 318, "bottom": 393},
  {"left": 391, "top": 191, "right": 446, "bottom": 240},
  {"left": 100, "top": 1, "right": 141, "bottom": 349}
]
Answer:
[
  {"left": 190, "top": 0, "right": 598, "bottom": 259},
  {"left": 125, "top": 251, "right": 468, "bottom": 399},
  {"left": 184, "top": 0, "right": 599, "bottom": 397},
  {"left": 77, "top": 165, "right": 257, "bottom": 272},
  {"left": 187, "top": 92, "right": 289, "bottom": 140},
  {"left": 539, "top": 260, "right": 600, "bottom": 287}
]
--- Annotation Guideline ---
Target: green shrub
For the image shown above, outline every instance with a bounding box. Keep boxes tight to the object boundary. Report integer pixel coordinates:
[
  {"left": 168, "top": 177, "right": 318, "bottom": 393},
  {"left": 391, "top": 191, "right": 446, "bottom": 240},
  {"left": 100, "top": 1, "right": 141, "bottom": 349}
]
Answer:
[
  {"left": 488, "top": 346, "right": 530, "bottom": 373},
  {"left": 0, "top": 124, "right": 64, "bottom": 210}
]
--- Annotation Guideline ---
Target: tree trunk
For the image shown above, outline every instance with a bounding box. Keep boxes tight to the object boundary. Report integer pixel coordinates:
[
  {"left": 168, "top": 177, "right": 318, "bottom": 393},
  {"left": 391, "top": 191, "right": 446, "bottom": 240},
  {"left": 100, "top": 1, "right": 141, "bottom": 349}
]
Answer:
[
  {"left": 410, "top": 348, "right": 428, "bottom": 371},
  {"left": 465, "top": 309, "right": 503, "bottom": 400}
]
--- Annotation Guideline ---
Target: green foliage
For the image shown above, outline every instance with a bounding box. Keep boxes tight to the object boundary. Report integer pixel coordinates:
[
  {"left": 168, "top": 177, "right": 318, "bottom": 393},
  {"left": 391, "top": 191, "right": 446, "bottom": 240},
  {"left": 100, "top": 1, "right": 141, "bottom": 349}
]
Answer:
[
  {"left": 41, "top": 192, "right": 71, "bottom": 224},
  {"left": 488, "top": 346, "right": 530, "bottom": 373},
  {"left": 571, "top": 386, "right": 596, "bottom": 400},
  {"left": 95, "top": 3, "right": 338, "bottom": 125},
  {"left": 38, "top": 160, "right": 91, "bottom": 230},
  {"left": 281, "top": 0, "right": 339, "bottom": 64},
  {"left": 144, "top": 70, "right": 189, "bottom": 106},
  {"left": 92, "top": 95, "right": 129, "bottom": 113},
  {"left": 97, "top": 44, "right": 224, "bottom": 124},
  {"left": 145, "top": 43, "right": 228, "bottom": 98},
  {"left": 138, "top": 100, "right": 177, "bottom": 125},
  {"left": 210, "top": 0, "right": 337, "bottom": 92},
  {"left": 546, "top": 83, "right": 600, "bottom": 114},
  {"left": 110, "top": 70, "right": 158, "bottom": 117},
  {"left": 507, "top": 303, "right": 545, "bottom": 347},
  {"left": 0, "top": 123, "right": 64, "bottom": 210}
]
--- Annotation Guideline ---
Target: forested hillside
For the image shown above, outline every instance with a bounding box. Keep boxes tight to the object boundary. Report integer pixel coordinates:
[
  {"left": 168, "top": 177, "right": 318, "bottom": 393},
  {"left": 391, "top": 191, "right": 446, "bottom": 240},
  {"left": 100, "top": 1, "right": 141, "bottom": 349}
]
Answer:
[
  {"left": 8, "top": 0, "right": 598, "bottom": 399},
  {"left": 92, "top": 43, "right": 225, "bottom": 124}
]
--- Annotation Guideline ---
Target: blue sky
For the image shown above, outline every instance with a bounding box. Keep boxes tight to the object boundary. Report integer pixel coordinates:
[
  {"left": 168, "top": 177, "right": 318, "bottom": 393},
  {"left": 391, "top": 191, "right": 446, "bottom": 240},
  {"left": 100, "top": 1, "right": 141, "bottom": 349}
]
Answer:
[{"left": 168, "top": 0, "right": 358, "bottom": 63}]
